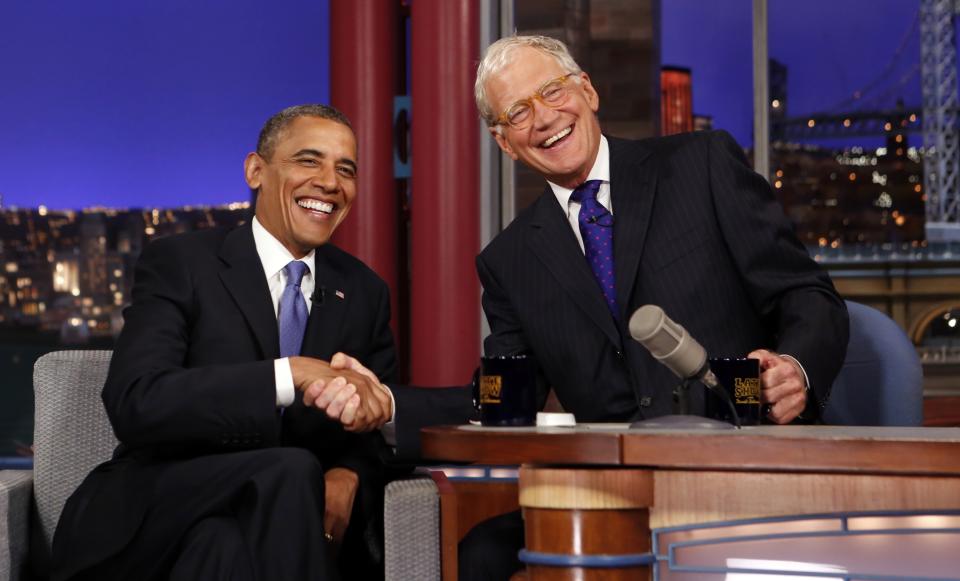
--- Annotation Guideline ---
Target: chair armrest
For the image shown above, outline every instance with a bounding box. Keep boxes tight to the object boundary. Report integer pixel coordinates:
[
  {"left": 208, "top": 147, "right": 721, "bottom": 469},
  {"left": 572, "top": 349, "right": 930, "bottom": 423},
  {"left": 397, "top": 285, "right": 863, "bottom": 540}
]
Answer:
[
  {"left": 0, "top": 470, "right": 33, "bottom": 581},
  {"left": 384, "top": 471, "right": 441, "bottom": 581}
]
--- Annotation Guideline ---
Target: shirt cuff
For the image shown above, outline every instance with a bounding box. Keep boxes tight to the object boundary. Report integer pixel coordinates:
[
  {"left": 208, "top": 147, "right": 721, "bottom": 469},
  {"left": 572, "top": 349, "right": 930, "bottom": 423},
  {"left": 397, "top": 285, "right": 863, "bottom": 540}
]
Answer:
[
  {"left": 379, "top": 384, "right": 397, "bottom": 447},
  {"left": 779, "top": 353, "right": 810, "bottom": 390},
  {"left": 275, "top": 358, "right": 296, "bottom": 407}
]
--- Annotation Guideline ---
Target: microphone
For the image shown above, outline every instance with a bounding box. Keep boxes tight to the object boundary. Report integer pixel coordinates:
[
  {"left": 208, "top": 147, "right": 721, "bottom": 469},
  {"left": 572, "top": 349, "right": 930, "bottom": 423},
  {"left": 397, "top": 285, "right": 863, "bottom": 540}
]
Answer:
[
  {"left": 628, "top": 305, "right": 716, "bottom": 385},
  {"left": 628, "top": 305, "right": 740, "bottom": 427},
  {"left": 587, "top": 215, "right": 598, "bottom": 224},
  {"left": 311, "top": 286, "right": 326, "bottom": 304}
]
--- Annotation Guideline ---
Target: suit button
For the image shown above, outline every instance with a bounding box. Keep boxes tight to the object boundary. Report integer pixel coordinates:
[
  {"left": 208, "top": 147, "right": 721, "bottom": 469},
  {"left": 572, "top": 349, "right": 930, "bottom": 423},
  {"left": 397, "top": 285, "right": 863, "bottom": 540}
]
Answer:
[{"left": 639, "top": 397, "right": 652, "bottom": 407}]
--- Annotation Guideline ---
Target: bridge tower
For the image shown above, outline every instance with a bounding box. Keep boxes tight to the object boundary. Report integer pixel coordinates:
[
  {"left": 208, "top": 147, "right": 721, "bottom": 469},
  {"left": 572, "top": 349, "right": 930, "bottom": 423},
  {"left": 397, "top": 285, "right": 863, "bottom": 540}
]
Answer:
[{"left": 921, "top": 0, "right": 960, "bottom": 241}]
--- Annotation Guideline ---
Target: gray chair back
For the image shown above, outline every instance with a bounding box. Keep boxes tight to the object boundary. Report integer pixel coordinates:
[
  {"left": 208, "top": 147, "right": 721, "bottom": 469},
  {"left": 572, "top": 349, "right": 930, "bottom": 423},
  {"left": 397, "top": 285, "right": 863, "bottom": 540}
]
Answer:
[
  {"left": 823, "top": 301, "right": 923, "bottom": 426},
  {"left": 32, "top": 350, "right": 116, "bottom": 552}
]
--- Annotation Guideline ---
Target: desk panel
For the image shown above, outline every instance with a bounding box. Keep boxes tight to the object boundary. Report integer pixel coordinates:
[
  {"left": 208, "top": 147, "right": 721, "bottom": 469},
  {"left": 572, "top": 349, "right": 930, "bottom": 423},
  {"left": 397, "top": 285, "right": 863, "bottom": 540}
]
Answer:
[
  {"left": 421, "top": 425, "right": 624, "bottom": 465},
  {"left": 622, "top": 425, "right": 960, "bottom": 475},
  {"left": 651, "top": 471, "right": 960, "bottom": 529}
]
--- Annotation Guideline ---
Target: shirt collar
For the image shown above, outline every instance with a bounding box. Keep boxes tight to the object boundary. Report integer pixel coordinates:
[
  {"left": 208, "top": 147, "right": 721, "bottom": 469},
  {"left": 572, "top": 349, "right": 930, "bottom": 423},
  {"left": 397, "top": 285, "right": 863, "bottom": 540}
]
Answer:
[
  {"left": 548, "top": 135, "right": 610, "bottom": 210},
  {"left": 251, "top": 216, "right": 315, "bottom": 280}
]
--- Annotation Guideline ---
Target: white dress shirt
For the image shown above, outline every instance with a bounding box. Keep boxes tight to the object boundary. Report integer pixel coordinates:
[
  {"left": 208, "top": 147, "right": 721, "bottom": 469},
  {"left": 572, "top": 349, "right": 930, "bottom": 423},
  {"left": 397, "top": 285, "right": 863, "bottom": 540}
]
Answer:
[
  {"left": 252, "top": 217, "right": 315, "bottom": 407},
  {"left": 548, "top": 135, "right": 612, "bottom": 253}
]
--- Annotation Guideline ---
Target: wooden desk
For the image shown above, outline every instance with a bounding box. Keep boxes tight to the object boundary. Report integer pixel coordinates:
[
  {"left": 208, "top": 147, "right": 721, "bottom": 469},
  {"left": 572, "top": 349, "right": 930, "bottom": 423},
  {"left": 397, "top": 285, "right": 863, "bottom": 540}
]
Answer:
[{"left": 422, "top": 425, "right": 960, "bottom": 580}]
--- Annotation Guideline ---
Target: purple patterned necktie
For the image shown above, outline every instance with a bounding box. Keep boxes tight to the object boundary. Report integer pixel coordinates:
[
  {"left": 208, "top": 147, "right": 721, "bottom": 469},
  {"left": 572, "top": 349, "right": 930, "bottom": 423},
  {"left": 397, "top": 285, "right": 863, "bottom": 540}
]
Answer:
[
  {"left": 571, "top": 180, "right": 617, "bottom": 318},
  {"left": 278, "top": 260, "right": 309, "bottom": 357}
]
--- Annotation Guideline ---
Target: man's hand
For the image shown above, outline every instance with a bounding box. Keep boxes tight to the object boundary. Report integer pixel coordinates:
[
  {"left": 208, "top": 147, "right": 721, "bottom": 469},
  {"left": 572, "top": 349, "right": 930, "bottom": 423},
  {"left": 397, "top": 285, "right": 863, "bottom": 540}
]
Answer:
[
  {"left": 327, "top": 352, "right": 393, "bottom": 431},
  {"left": 292, "top": 355, "right": 392, "bottom": 432},
  {"left": 748, "top": 349, "right": 807, "bottom": 424},
  {"left": 330, "top": 351, "right": 380, "bottom": 384},
  {"left": 323, "top": 467, "right": 358, "bottom": 546}
]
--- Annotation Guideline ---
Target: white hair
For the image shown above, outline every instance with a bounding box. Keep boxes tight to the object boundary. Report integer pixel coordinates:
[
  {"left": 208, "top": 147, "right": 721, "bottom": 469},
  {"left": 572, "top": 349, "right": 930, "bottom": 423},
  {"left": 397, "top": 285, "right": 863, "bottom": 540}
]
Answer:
[{"left": 475, "top": 35, "right": 583, "bottom": 127}]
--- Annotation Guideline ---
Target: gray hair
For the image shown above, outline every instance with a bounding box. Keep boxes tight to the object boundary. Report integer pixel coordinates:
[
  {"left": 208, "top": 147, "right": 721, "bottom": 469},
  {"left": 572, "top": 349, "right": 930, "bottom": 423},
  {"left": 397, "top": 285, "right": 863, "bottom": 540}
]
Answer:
[
  {"left": 256, "top": 104, "right": 354, "bottom": 160},
  {"left": 475, "top": 35, "right": 583, "bottom": 126}
]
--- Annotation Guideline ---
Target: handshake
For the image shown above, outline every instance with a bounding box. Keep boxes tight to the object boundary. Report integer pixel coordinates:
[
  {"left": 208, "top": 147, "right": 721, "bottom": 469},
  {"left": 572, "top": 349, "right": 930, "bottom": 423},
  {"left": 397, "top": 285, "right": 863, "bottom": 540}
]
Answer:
[{"left": 289, "top": 353, "right": 391, "bottom": 433}]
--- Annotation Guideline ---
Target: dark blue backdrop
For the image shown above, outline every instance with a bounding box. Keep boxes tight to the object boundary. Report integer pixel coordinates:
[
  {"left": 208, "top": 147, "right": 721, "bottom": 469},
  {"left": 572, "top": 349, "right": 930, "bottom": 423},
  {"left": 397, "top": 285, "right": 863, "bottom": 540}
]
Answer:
[{"left": 0, "top": 0, "right": 922, "bottom": 209}]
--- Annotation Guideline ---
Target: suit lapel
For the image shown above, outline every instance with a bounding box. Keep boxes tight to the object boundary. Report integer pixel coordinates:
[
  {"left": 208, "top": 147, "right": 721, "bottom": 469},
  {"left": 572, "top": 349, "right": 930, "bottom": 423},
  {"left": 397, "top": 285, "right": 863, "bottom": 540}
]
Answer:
[
  {"left": 300, "top": 245, "right": 349, "bottom": 358},
  {"left": 218, "top": 225, "right": 280, "bottom": 359},
  {"left": 609, "top": 137, "right": 658, "bottom": 318},
  {"left": 527, "top": 192, "right": 622, "bottom": 348}
]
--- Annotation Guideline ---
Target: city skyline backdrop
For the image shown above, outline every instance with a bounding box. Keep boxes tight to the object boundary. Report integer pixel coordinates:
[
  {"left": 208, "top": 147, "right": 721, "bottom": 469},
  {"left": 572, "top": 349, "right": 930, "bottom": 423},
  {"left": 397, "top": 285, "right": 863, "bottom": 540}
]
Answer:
[{"left": 0, "top": 0, "right": 927, "bottom": 209}]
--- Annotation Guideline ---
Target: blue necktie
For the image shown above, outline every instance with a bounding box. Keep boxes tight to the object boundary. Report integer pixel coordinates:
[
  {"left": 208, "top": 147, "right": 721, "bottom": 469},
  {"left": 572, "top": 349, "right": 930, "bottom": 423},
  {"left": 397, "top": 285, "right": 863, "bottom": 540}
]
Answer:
[
  {"left": 278, "top": 260, "right": 309, "bottom": 357},
  {"left": 571, "top": 180, "right": 618, "bottom": 318}
]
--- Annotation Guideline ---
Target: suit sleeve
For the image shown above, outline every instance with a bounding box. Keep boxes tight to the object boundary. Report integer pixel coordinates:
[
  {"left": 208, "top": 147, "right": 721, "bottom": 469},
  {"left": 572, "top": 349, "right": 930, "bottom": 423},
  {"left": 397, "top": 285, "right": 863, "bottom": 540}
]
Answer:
[
  {"left": 103, "top": 237, "right": 279, "bottom": 453},
  {"left": 389, "top": 384, "right": 473, "bottom": 462},
  {"left": 477, "top": 253, "right": 532, "bottom": 358},
  {"left": 477, "top": 251, "right": 551, "bottom": 411},
  {"left": 707, "top": 130, "right": 849, "bottom": 414}
]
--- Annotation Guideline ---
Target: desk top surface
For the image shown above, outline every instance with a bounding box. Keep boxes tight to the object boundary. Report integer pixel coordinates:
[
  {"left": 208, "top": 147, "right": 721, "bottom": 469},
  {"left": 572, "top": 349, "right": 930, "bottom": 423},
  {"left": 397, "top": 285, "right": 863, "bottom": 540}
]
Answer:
[{"left": 420, "top": 424, "right": 960, "bottom": 475}]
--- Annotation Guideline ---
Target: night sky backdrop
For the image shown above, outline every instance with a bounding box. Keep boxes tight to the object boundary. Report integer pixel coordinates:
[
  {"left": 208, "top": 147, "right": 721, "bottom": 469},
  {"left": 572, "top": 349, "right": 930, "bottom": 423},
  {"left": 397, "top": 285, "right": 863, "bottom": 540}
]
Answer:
[{"left": 0, "top": 0, "right": 924, "bottom": 208}]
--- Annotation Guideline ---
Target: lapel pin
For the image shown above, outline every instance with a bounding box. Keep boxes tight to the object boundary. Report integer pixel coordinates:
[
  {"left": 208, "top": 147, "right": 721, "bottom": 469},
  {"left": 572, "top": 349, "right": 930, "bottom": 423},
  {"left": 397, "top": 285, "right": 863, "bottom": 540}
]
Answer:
[{"left": 335, "top": 290, "right": 345, "bottom": 300}]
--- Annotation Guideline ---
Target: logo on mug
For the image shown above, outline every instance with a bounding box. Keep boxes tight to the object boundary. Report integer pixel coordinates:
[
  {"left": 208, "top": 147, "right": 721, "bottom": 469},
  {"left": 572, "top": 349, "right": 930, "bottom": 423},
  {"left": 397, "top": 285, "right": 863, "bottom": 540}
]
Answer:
[
  {"left": 480, "top": 375, "right": 503, "bottom": 404},
  {"left": 733, "top": 377, "right": 760, "bottom": 404}
]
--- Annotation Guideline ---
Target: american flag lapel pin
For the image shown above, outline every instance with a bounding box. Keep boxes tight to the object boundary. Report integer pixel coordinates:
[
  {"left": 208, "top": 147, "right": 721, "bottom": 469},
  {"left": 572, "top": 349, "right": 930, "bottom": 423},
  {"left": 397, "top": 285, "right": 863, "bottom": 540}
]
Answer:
[{"left": 335, "top": 290, "right": 345, "bottom": 300}]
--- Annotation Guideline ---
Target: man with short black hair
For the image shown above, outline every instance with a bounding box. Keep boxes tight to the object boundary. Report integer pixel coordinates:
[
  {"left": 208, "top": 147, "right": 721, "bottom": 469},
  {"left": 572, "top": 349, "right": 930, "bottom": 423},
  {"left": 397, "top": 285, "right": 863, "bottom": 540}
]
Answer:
[{"left": 51, "top": 104, "right": 395, "bottom": 581}]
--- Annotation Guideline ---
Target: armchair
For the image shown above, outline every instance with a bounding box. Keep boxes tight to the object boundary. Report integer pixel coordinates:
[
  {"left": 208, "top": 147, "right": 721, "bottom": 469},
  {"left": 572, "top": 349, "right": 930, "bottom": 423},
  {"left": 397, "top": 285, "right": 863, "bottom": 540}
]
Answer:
[
  {"left": 1, "top": 350, "right": 114, "bottom": 580},
  {"left": 0, "top": 350, "right": 443, "bottom": 581}
]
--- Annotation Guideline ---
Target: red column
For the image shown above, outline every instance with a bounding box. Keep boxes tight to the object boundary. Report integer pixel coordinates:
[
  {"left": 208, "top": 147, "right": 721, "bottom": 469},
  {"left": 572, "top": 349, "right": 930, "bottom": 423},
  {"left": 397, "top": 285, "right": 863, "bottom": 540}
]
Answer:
[
  {"left": 330, "top": 0, "right": 400, "bottom": 339},
  {"left": 409, "top": 0, "right": 480, "bottom": 385}
]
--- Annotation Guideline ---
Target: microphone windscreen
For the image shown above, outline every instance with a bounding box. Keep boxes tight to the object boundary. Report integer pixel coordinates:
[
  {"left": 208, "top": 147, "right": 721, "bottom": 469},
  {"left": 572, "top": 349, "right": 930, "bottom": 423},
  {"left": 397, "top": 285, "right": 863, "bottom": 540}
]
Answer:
[
  {"left": 629, "top": 304, "right": 707, "bottom": 380},
  {"left": 629, "top": 305, "right": 680, "bottom": 357}
]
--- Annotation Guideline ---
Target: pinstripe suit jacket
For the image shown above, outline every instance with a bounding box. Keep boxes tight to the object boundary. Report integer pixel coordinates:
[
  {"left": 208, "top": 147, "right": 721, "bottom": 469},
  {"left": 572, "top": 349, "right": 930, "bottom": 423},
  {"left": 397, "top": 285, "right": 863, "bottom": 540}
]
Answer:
[{"left": 476, "top": 130, "right": 848, "bottom": 421}]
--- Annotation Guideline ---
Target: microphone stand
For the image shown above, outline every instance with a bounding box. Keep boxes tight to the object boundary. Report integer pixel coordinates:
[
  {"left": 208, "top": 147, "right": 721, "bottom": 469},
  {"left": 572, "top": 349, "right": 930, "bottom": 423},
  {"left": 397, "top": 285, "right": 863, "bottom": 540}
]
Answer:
[
  {"left": 630, "top": 377, "right": 741, "bottom": 430},
  {"left": 673, "top": 378, "right": 691, "bottom": 415}
]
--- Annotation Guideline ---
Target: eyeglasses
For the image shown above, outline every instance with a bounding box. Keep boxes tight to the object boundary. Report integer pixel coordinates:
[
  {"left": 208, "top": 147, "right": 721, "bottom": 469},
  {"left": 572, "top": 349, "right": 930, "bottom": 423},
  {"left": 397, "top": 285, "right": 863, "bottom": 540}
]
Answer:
[{"left": 494, "top": 73, "right": 577, "bottom": 130}]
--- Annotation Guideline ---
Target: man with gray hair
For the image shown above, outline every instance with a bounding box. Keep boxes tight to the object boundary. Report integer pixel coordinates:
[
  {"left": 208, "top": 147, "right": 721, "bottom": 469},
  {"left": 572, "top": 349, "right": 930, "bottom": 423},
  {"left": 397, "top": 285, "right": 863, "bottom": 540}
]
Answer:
[{"left": 463, "top": 34, "right": 848, "bottom": 579}]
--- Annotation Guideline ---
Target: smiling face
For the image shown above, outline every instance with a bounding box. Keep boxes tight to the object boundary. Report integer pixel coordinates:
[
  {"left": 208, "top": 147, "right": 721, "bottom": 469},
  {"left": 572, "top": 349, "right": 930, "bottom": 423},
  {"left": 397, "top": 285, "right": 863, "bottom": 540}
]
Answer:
[
  {"left": 245, "top": 116, "right": 358, "bottom": 258},
  {"left": 485, "top": 47, "right": 602, "bottom": 189}
]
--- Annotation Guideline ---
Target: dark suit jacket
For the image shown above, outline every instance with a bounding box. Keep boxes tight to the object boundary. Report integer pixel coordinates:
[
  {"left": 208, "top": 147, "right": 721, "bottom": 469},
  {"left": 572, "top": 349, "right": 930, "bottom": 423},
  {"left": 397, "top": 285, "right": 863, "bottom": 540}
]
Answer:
[
  {"left": 51, "top": 224, "right": 397, "bottom": 579},
  {"left": 475, "top": 131, "right": 849, "bottom": 421}
]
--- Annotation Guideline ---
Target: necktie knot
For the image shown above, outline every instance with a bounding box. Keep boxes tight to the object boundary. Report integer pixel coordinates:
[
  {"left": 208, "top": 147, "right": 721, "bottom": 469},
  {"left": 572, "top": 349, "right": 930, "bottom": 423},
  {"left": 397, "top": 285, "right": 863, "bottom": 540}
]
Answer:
[
  {"left": 570, "top": 180, "right": 603, "bottom": 204},
  {"left": 284, "top": 260, "right": 308, "bottom": 288}
]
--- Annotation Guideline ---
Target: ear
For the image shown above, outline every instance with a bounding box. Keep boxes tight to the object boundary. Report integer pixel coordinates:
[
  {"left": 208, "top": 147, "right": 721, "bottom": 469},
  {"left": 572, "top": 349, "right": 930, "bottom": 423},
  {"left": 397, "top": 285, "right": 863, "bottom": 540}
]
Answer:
[
  {"left": 490, "top": 127, "right": 519, "bottom": 160},
  {"left": 243, "top": 152, "right": 264, "bottom": 190},
  {"left": 579, "top": 72, "right": 600, "bottom": 113}
]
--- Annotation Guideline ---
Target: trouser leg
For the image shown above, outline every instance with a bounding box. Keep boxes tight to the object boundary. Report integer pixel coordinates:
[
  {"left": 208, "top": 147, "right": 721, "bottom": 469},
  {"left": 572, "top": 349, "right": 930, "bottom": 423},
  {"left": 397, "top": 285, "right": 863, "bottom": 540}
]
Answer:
[
  {"left": 458, "top": 509, "right": 525, "bottom": 581},
  {"left": 73, "top": 447, "right": 335, "bottom": 581},
  {"left": 169, "top": 515, "right": 253, "bottom": 581}
]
